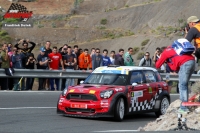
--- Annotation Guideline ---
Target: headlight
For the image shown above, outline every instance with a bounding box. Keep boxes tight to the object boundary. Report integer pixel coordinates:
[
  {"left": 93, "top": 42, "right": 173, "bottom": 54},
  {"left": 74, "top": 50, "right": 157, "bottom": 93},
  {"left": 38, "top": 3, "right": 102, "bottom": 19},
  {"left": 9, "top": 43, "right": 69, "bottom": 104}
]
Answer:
[
  {"left": 100, "top": 90, "right": 114, "bottom": 99},
  {"left": 62, "top": 89, "right": 68, "bottom": 96}
]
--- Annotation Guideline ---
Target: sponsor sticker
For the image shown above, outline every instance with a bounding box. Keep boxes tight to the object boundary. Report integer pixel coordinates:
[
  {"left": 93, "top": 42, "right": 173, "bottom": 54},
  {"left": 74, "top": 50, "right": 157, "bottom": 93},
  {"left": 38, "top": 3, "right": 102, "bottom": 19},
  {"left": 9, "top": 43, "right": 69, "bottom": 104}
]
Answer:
[
  {"left": 131, "top": 91, "right": 143, "bottom": 98},
  {"left": 148, "top": 87, "right": 153, "bottom": 93},
  {"left": 89, "top": 90, "right": 96, "bottom": 94},
  {"left": 69, "top": 89, "right": 74, "bottom": 92}
]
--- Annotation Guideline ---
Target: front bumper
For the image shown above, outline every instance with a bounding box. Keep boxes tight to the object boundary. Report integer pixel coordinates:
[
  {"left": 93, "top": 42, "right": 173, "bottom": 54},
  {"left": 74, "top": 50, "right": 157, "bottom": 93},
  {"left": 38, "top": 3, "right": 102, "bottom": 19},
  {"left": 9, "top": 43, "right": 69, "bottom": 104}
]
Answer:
[{"left": 57, "top": 97, "right": 114, "bottom": 118}]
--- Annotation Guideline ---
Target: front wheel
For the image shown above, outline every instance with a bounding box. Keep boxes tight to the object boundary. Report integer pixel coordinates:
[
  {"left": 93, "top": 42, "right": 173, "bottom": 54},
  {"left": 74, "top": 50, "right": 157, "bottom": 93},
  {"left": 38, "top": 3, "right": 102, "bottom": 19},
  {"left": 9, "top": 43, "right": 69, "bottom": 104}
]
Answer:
[
  {"left": 114, "top": 98, "right": 125, "bottom": 121},
  {"left": 155, "top": 96, "right": 169, "bottom": 117}
]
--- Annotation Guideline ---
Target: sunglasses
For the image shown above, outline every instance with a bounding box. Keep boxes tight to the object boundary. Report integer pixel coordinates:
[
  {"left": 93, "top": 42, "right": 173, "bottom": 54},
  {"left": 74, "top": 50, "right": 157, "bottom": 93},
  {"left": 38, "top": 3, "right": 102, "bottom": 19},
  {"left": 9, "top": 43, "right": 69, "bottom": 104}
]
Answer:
[{"left": 145, "top": 55, "right": 149, "bottom": 56}]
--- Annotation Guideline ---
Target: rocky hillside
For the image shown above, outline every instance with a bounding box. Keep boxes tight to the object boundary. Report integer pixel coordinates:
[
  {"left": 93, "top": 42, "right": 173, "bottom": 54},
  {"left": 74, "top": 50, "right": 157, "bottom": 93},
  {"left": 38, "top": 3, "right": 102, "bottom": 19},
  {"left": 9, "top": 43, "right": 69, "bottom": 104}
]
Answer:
[{"left": 1, "top": 0, "right": 200, "bottom": 64}]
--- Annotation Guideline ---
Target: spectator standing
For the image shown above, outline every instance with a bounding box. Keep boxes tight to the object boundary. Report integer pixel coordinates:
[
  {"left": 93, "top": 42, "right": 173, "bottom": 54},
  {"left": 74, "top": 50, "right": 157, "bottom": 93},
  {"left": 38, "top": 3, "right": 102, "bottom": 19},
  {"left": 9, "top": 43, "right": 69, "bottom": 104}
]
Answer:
[
  {"left": 12, "top": 48, "right": 25, "bottom": 90},
  {"left": 0, "top": 48, "right": 2, "bottom": 68},
  {"left": 15, "top": 39, "right": 36, "bottom": 90},
  {"left": 78, "top": 48, "right": 91, "bottom": 70},
  {"left": 7, "top": 44, "right": 14, "bottom": 90},
  {"left": 124, "top": 47, "right": 134, "bottom": 66},
  {"left": 114, "top": 48, "right": 125, "bottom": 66},
  {"left": 110, "top": 50, "right": 115, "bottom": 65},
  {"left": 48, "top": 46, "right": 64, "bottom": 91},
  {"left": 44, "top": 41, "right": 52, "bottom": 90},
  {"left": 152, "top": 47, "right": 165, "bottom": 71},
  {"left": 102, "top": 49, "right": 111, "bottom": 66},
  {"left": 73, "top": 45, "right": 79, "bottom": 70},
  {"left": 44, "top": 41, "right": 52, "bottom": 56},
  {"left": 185, "top": 16, "right": 200, "bottom": 58},
  {"left": 155, "top": 39, "right": 195, "bottom": 113},
  {"left": 78, "top": 48, "right": 91, "bottom": 84},
  {"left": 0, "top": 44, "right": 9, "bottom": 90},
  {"left": 0, "top": 48, "right": 2, "bottom": 89},
  {"left": 92, "top": 48, "right": 103, "bottom": 70},
  {"left": 139, "top": 52, "right": 152, "bottom": 67},
  {"left": 8, "top": 43, "right": 12, "bottom": 52},
  {"left": 59, "top": 44, "right": 68, "bottom": 90},
  {"left": 25, "top": 54, "right": 36, "bottom": 90},
  {"left": 63, "top": 46, "right": 77, "bottom": 89},
  {"left": 89, "top": 48, "right": 95, "bottom": 70},
  {"left": 37, "top": 47, "right": 49, "bottom": 90}
]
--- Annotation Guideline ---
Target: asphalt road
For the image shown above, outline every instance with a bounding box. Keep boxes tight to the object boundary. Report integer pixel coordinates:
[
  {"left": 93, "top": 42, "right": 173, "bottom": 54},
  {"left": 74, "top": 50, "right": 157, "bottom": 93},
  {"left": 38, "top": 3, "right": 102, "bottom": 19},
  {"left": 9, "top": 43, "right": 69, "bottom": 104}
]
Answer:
[{"left": 0, "top": 91, "right": 196, "bottom": 133}]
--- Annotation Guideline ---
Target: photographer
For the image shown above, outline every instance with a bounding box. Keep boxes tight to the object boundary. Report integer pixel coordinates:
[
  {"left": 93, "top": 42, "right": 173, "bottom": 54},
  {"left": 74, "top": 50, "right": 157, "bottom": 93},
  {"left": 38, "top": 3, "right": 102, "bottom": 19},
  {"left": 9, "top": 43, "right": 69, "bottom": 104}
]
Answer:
[
  {"left": 185, "top": 16, "right": 200, "bottom": 58},
  {"left": 63, "top": 46, "right": 77, "bottom": 89},
  {"left": 15, "top": 39, "right": 36, "bottom": 68},
  {"left": 37, "top": 47, "right": 49, "bottom": 90},
  {"left": 12, "top": 48, "right": 25, "bottom": 90},
  {"left": 25, "top": 54, "right": 36, "bottom": 90}
]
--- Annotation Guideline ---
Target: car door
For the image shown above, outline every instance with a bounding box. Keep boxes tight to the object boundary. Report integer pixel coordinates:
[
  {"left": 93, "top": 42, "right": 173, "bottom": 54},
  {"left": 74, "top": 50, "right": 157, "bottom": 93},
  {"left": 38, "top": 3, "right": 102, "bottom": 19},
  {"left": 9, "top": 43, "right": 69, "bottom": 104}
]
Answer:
[
  {"left": 143, "top": 70, "right": 159, "bottom": 109},
  {"left": 127, "top": 70, "right": 152, "bottom": 113}
]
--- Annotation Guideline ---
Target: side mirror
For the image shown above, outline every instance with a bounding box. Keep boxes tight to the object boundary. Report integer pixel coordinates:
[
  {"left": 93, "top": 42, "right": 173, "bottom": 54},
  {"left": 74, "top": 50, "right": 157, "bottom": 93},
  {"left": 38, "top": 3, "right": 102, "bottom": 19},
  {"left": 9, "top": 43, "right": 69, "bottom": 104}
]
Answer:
[
  {"left": 132, "top": 83, "right": 137, "bottom": 86},
  {"left": 80, "top": 81, "right": 84, "bottom": 84}
]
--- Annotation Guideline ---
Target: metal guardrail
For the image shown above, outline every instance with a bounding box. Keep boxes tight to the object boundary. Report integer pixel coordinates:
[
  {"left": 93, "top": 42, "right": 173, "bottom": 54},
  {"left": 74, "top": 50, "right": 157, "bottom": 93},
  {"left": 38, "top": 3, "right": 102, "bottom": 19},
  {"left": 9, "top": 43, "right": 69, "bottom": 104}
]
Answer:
[
  {"left": 0, "top": 69, "right": 199, "bottom": 81},
  {"left": 0, "top": 69, "right": 199, "bottom": 90}
]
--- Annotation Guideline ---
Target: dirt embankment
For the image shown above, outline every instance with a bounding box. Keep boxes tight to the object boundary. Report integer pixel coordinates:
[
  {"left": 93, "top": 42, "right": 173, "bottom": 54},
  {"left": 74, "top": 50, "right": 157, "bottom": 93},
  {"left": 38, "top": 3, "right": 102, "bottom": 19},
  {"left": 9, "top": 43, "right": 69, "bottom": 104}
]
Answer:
[{"left": 1, "top": 0, "right": 200, "bottom": 64}]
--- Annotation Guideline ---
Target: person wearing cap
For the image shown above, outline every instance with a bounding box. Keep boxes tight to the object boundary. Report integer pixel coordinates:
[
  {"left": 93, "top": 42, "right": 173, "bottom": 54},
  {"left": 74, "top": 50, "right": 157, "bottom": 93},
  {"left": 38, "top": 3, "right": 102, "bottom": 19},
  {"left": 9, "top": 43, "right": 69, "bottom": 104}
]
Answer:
[
  {"left": 156, "top": 38, "right": 195, "bottom": 114},
  {"left": 37, "top": 47, "right": 49, "bottom": 90},
  {"left": 185, "top": 16, "right": 200, "bottom": 48}
]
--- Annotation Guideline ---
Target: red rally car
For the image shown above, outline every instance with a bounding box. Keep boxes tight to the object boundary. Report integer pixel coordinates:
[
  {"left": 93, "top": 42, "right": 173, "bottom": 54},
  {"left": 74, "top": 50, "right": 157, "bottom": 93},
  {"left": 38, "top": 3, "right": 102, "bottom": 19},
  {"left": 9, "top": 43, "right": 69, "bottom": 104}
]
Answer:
[{"left": 57, "top": 66, "right": 170, "bottom": 121}]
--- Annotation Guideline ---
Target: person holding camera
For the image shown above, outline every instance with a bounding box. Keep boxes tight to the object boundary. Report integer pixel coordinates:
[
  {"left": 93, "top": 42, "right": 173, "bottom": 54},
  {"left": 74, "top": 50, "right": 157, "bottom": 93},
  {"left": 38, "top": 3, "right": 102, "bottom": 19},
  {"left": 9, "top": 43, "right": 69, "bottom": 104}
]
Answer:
[
  {"left": 185, "top": 16, "right": 200, "bottom": 59},
  {"left": 15, "top": 39, "right": 36, "bottom": 68},
  {"left": 12, "top": 48, "right": 25, "bottom": 90},
  {"left": 37, "top": 47, "right": 49, "bottom": 90},
  {"left": 63, "top": 46, "right": 77, "bottom": 89},
  {"left": 25, "top": 54, "right": 36, "bottom": 90}
]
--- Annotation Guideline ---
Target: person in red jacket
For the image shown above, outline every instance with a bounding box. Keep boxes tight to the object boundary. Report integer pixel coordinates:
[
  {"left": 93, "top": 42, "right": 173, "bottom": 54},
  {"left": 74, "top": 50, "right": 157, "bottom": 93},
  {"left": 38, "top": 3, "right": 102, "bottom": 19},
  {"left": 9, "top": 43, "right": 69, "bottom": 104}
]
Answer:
[{"left": 155, "top": 39, "right": 195, "bottom": 114}]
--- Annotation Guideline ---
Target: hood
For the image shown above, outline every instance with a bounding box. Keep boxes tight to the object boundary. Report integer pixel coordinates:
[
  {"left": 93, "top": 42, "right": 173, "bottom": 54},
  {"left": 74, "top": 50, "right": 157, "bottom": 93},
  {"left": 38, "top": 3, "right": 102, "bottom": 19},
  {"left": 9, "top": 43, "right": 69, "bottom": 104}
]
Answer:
[{"left": 68, "top": 84, "right": 125, "bottom": 94}]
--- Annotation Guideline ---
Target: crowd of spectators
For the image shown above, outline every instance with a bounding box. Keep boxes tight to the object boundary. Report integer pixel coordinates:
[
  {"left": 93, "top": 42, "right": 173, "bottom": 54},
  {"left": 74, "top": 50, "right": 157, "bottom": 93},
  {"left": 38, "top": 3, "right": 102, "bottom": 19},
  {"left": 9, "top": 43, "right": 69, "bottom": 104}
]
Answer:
[{"left": 0, "top": 39, "right": 177, "bottom": 91}]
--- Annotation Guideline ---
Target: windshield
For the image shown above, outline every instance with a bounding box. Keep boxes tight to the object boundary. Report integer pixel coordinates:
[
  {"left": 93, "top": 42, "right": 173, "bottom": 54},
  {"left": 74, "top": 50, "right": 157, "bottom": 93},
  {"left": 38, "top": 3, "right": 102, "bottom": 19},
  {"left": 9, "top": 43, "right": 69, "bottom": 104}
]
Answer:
[{"left": 84, "top": 73, "right": 128, "bottom": 85}]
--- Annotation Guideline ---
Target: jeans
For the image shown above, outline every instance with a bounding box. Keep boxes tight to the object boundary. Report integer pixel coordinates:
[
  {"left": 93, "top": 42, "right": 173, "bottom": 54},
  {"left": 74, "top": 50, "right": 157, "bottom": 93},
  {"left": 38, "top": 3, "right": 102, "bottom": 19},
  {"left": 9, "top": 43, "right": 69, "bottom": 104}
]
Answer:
[
  {"left": 65, "top": 68, "right": 75, "bottom": 89},
  {"left": 50, "top": 78, "right": 59, "bottom": 91},
  {"left": 38, "top": 78, "right": 46, "bottom": 90},
  {"left": 26, "top": 78, "right": 34, "bottom": 90},
  {"left": 178, "top": 60, "right": 195, "bottom": 110}
]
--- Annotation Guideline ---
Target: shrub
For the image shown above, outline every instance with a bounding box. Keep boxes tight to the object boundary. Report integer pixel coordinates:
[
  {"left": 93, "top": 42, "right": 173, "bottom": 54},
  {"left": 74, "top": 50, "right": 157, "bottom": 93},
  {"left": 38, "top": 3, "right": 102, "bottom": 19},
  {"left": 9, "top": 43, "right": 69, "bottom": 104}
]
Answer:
[
  {"left": 0, "top": 30, "right": 8, "bottom": 36},
  {"left": 0, "top": 35, "right": 11, "bottom": 42},
  {"left": 100, "top": 19, "right": 107, "bottom": 25},
  {"left": 125, "top": 5, "right": 129, "bottom": 7},
  {"left": 137, "top": 52, "right": 144, "bottom": 60},
  {"left": 38, "top": 24, "right": 44, "bottom": 28},
  {"left": 141, "top": 39, "right": 150, "bottom": 46},
  {"left": 3, "top": 18, "right": 20, "bottom": 23},
  {"left": 132, "top": 47, "right": 139, "bottom": 55},
  {"left": 141, "top": 47, "right": 145, "bottom": 50}
]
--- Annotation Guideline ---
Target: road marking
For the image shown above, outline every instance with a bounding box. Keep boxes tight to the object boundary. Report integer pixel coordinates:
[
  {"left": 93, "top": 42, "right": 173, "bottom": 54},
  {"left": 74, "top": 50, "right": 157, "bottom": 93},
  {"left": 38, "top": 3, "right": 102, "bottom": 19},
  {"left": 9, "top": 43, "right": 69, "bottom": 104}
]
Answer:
[
  {"left": 0, "top": 107, "right": 56, "bottom": 110},
  {"left": 92, "top": 130, "right": 139, "bottom": 132}
]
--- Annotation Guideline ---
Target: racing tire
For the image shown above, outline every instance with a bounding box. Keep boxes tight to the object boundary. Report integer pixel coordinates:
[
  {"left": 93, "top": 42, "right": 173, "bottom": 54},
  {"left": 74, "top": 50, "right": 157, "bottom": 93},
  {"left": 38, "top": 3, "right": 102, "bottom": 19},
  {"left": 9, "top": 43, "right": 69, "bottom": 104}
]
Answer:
[
  {"left": 114, "top": 98, "right": 125, "bottom": 121},
  {"left": 155, "top": 96, "right": 170, "bottom": 117}
]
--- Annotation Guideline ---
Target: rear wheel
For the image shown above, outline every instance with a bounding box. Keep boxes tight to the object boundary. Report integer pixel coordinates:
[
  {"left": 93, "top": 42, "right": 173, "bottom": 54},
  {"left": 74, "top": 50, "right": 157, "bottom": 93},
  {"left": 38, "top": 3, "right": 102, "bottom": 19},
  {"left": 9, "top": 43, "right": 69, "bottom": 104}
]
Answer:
[
  {"left": 155, "top": 96, "right": 169, "bottom": 117},
  {"left": 114, "top": 98, "right": 125, "bottom": 121}
]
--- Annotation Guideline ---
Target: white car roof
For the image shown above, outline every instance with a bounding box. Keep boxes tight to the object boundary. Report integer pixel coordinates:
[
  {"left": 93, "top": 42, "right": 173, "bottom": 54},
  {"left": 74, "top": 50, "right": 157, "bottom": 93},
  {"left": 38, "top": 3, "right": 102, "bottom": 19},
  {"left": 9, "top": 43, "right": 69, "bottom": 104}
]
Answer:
[{"left": 93, "top": 66, "right": 158, "bottom": 75}]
